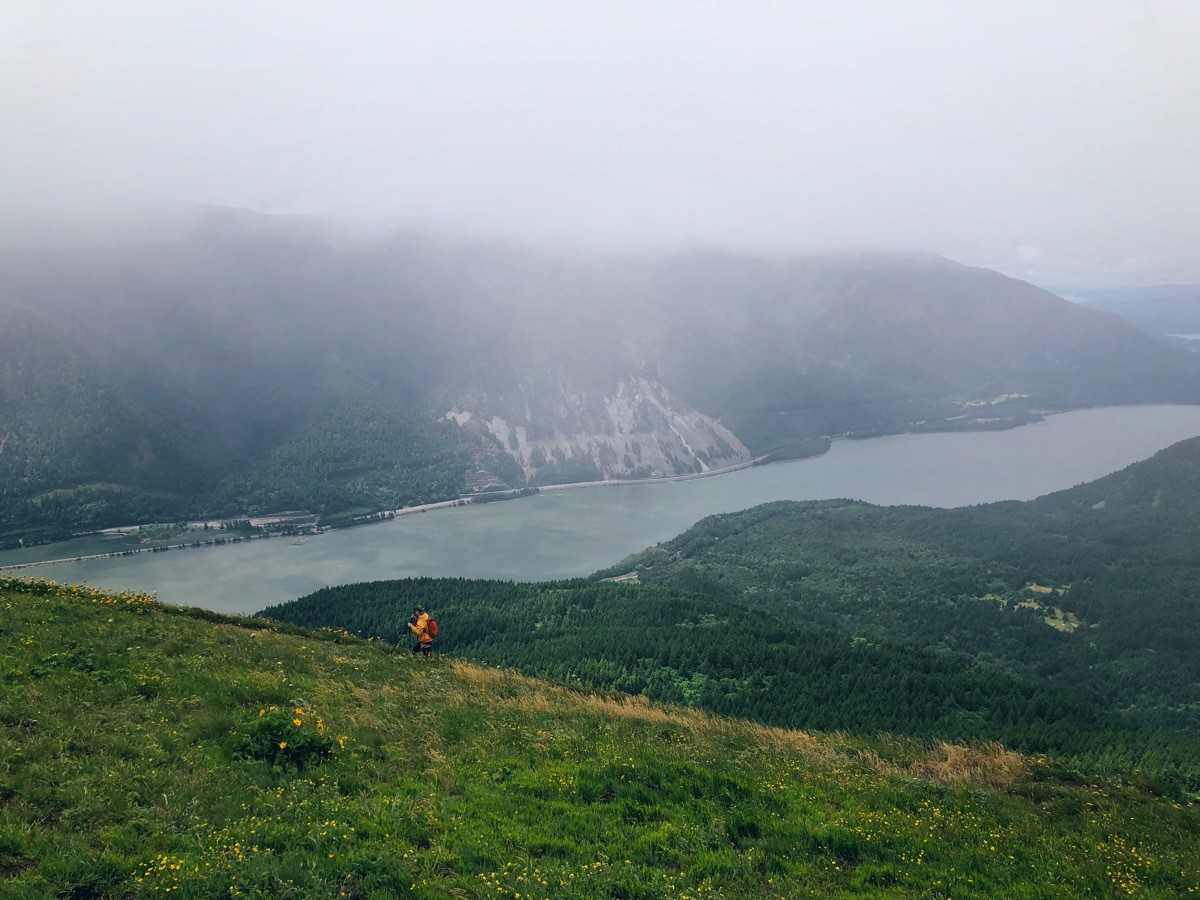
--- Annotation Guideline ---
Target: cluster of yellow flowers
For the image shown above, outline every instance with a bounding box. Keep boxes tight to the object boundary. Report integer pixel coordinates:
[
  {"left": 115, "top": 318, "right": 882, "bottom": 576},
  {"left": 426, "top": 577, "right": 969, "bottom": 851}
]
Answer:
[
  {"left": 1099, "top": 834, "right": 1150, "bottom": 896},
  {"left": 137, "top": 853, "right": 200, "bottom": 892},
  {"left": 475, "top": 858, "right": 611, "bottom": 897},
  {"left": 253, "top": 703, "right": 347, "bottom": 756},
  {"left": 472, "top": 858, "right": 719, "bottom": 899},
  {"left": 1, "top": 575, "right": 157, "bottom": 607}
]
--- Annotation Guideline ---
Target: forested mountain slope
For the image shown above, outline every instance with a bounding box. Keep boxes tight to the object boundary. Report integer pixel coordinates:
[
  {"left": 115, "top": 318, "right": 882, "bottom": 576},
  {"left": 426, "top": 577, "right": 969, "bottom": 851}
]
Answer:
[
  {"left": 6, "top": 576, "right": 1200, "bottom": 897},
  {"left": 602, "top": 438, "right": 1200, "bottom": 729},
  {"left": 0, "top": 302, "right": 221, "bottom": 544},
  {"left": 635, "top": 253, "right": 1200, "bottom": 448},
  {"left": 4, "top": 207, "right": 1199, "bottom": 545}
]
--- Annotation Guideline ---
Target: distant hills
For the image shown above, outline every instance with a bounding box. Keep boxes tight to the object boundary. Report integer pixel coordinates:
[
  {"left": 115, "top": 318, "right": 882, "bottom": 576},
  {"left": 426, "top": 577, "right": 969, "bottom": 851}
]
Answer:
[
  {"left": 4, "top": 207, "right": 1199, "bottom": 544},
  {"left": 1070, "top": 283, "right": 1200, "bottom": 343}
]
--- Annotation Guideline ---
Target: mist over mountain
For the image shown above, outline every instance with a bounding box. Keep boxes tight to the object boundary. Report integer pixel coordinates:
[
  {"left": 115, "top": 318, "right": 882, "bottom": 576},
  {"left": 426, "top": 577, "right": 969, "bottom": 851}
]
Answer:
[{"left": 3, "top": 208, "right": 1199, "bottom": 545}]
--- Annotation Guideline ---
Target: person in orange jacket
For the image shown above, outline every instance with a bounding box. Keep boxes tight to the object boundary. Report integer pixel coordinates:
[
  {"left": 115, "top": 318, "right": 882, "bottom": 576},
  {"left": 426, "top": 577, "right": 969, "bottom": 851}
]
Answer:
[{"left": 408, "top": 605, "right": 434, "bottom": 657}]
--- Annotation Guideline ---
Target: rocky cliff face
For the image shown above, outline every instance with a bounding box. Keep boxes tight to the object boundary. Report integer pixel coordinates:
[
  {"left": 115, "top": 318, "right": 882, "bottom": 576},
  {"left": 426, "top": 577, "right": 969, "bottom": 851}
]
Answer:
[
  {"left": 446, "top": 376, "right": 750, "bottom": 484},
  {"left": 437, "top": 253, "right": 1200, "bottom": 484}
]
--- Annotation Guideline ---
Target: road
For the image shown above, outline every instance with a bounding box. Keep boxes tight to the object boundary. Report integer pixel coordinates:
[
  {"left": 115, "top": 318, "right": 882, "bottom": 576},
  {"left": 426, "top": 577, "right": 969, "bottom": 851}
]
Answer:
[
  {"left": 1, "top": 456, "right": 770, "bottom": 573},
  {"left": 537, "top": 454, "right": 768, "bottom": 492}
]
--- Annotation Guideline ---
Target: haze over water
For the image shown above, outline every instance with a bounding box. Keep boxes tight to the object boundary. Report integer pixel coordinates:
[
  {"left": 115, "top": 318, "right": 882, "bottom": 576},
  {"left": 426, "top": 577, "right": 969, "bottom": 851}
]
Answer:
[{"left": 11, "top": 405, "right": 1200, "bottom": 614}]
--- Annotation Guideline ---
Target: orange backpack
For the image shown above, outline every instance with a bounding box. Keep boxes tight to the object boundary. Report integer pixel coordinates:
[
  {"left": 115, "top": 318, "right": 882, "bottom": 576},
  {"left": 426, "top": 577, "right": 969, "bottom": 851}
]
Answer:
[{"left": 427, "top": 618, "right": 439, "bottom": 638}]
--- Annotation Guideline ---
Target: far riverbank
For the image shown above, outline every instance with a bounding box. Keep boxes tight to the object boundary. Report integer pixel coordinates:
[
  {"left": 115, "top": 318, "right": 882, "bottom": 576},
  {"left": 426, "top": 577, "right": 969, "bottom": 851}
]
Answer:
[{"left": 0, "top": 451, "right": 774, "bottom": 572}]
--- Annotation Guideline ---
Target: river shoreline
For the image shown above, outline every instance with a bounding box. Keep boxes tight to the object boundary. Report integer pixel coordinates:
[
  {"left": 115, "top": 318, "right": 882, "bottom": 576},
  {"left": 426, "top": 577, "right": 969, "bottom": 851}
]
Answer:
[
  {"left": 9, "top": 404, "right": 1200, "bottom": 614},
  {"left": 0, "top": 403, "right": 1169, "bottom": 575},
  {"left": 0, "top": 456, "right": 775, "bottom": 572}
]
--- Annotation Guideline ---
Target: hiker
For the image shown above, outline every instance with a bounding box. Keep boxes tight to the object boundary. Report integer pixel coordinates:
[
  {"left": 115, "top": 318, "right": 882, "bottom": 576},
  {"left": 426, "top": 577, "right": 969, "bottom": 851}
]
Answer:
[{"left": 407, "top": 605, "right": 437, "bottom": 657}]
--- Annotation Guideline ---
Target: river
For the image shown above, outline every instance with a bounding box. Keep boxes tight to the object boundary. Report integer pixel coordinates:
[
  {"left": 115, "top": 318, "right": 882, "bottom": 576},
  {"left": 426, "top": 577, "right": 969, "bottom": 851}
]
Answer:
[{"left": 6, "top": 404, "right": 1200, "bottom": 615}]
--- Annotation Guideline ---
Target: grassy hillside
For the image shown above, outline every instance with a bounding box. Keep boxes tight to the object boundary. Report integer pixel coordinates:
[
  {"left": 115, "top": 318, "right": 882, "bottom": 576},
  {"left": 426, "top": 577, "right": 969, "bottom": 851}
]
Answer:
[
  {"left": 261, "top": 441, "right": 1200, "bottom": 797},
  {"left": 5, "top": 577, "right": 1200, "bottom": 898},
  {"left": 264, "top": 578, "right": 1200, "bottom": 796}
]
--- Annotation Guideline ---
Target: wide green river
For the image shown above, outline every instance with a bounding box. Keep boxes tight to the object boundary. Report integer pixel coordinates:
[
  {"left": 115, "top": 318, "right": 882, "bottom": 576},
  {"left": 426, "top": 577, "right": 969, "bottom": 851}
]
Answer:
[{"left": 7, "top": 405, "right": 1200, "bottom": 614}]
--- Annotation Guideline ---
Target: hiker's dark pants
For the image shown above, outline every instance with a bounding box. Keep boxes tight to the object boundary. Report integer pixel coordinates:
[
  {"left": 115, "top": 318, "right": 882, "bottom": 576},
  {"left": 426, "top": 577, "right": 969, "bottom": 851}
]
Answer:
[{"left": 412, "top": 642, "right": 432, "bottom": 657}]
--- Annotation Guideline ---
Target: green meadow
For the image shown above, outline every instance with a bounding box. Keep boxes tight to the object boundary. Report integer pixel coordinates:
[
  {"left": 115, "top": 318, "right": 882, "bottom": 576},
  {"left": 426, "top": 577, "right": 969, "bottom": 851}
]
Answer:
[{"left": 2, "top": 576, "right": 1198, "bottom": 898}]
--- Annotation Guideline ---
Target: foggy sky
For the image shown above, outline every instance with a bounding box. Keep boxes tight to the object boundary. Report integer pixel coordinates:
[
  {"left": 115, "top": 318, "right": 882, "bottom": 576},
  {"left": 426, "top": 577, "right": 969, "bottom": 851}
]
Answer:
[{"left": 3, "top": 2, "right": 1199, "bottom": 285}]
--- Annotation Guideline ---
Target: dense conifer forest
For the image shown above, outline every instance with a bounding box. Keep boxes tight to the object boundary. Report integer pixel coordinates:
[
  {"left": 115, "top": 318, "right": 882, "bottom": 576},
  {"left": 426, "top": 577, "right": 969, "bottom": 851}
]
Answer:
[{"left": 601, "top": 438, "right": 1200, "bottom": 731}]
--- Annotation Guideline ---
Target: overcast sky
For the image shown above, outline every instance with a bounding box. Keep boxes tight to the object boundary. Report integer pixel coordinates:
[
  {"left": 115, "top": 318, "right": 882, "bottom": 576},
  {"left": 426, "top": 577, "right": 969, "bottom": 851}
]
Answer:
[{"left": 3, "top": 2, "right": 1198, "bottom": 284}]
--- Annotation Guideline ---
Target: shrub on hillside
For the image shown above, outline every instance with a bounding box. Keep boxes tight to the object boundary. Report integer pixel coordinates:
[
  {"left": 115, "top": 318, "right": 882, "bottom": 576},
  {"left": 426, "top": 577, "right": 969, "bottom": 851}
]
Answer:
[{"left": 233, "top": 702, "right": 334, "bottom": 770}]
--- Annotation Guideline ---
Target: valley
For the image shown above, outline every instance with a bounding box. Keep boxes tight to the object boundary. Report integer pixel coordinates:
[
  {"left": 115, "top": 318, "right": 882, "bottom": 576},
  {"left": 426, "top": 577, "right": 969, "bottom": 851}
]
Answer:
[
  {"left": 8, "top": 404, "right": 1200, "bottom": 611},
  {"left": 6, "top": 6, "right": 1199, "bottom": 895}
]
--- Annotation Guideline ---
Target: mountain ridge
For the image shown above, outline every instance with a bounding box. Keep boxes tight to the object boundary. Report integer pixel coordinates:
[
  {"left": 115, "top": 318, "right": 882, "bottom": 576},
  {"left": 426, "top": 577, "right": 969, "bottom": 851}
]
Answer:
[{"left": 4, "top": 209, "right": 1199, "bottom": 544}]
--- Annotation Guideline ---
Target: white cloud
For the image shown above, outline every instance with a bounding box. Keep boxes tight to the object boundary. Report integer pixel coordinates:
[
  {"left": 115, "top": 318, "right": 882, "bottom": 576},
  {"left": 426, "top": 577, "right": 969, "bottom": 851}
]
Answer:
[{"left": 1, "top": 1, "right": 1198, "bottom": 282}]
